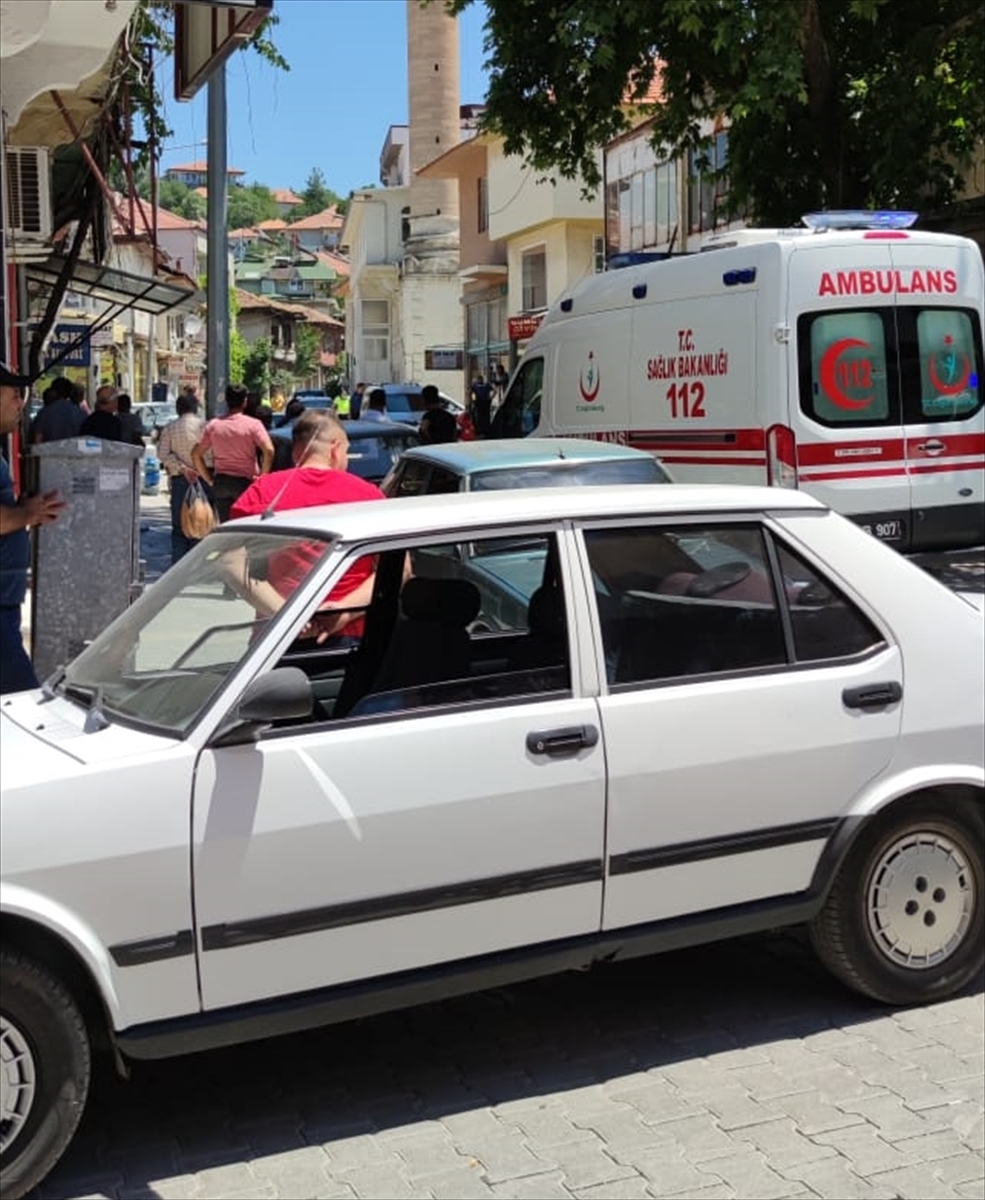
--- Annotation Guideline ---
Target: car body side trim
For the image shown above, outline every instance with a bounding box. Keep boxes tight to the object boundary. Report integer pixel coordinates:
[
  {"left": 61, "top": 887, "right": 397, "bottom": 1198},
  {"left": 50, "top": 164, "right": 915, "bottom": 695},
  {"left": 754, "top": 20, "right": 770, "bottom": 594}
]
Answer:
[
  {"left": 109, "top": 929, "right": 195, "bottom": 967},
  {"left": 608, "top": 818, "right": 839, "bottom": 877},
  {"left": 116, "top": 889, "right": 820, "bottom": 1060},
  {"left": 200, "top": 859, "right": 604, "bottom": 952}
]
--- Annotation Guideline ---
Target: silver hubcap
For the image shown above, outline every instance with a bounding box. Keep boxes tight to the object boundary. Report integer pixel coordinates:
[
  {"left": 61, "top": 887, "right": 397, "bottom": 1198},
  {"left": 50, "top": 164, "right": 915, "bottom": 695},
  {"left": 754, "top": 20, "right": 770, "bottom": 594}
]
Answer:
[
  {"left": 866, "top": 829, "right": 975, "bottom": 969},
  {"left": 0, "top": 1014, "right": 37, "bottom": 1155}
]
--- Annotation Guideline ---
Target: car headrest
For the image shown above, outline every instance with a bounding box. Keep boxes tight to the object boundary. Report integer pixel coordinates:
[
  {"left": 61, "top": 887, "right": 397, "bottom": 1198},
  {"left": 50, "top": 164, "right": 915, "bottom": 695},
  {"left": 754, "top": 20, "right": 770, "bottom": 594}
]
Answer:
[
  {"left": 401, "top": 576, "right": 481, "bottom": 627},
  {"left": 528, "top": 586, "right": 565, "bottom": 636}
]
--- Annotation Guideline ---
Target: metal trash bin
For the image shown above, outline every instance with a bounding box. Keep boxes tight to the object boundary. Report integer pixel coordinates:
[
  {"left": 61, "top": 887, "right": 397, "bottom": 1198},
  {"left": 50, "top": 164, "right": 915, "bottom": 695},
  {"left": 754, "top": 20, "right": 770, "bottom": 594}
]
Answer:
[{"left": 29, "top": 437, "right": 145, "bottom": 680}]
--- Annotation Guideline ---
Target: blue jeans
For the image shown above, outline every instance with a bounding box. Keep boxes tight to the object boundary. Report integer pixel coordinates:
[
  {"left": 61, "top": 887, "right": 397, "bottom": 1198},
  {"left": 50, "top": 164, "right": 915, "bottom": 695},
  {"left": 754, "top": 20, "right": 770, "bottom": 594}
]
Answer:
[
  {"left": 170, "top": 475, "right": 213, "bottom": 563},
  {"left": 0, "top": 606, "right": 38, "bottom": 694}
]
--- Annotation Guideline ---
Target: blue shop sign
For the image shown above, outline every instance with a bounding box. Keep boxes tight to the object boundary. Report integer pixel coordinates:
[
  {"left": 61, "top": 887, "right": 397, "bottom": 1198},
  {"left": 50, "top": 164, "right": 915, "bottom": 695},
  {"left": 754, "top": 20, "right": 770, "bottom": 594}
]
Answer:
[{"left": 33, "top": 323, "right": 92, "bottom": 368}]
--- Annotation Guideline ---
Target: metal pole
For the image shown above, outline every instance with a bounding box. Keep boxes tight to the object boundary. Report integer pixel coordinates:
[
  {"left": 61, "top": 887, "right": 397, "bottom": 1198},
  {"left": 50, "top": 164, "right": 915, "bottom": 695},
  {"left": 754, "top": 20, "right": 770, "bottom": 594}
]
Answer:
[{"left": 206, "top": 63, "right": 229, "bottom": 418}]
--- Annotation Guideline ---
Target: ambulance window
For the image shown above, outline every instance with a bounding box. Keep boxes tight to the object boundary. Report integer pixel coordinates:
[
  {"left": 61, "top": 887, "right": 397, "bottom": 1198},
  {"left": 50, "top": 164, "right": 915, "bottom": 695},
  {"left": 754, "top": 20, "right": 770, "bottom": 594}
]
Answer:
[
  {"left": 494, "top": 357, "right": 544, "bottom": 438},
  {"left": 914, "top": 310, "right": 982, "bottom": 421},
  {"left": 799, "top": 311, "right": 895, "bottom": 426}
]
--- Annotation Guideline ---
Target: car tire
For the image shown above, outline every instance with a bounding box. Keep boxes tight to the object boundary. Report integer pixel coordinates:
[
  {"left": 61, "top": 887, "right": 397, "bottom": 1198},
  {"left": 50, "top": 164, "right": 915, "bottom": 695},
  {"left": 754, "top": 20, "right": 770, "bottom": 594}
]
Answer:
[
  {"left": 0, "top": 951, "right": 91, "bottom": 1200},
  {"left": 810, "top": 799, "right": 984, "bottom": 1005}
]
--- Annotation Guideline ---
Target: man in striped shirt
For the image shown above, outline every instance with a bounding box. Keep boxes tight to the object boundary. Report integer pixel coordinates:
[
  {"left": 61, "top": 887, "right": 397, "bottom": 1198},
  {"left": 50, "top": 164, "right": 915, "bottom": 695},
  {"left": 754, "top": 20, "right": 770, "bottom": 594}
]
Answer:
[{"left": 192, "top": 383, "right": 274, "bottom": 522}]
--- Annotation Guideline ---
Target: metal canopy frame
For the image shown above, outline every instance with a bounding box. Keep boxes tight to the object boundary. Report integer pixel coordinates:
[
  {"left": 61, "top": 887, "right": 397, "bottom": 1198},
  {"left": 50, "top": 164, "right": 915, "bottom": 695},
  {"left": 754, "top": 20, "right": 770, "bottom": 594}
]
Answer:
[{"left": 27, "top": 256, "right": 203, "bottom": 316}]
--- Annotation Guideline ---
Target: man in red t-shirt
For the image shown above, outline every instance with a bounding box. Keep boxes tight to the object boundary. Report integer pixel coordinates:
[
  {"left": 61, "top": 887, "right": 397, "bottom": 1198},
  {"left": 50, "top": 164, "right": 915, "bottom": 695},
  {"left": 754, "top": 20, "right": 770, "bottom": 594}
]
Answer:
[{"left": 227, "top": 410, "right": 384, "bottom": 644}]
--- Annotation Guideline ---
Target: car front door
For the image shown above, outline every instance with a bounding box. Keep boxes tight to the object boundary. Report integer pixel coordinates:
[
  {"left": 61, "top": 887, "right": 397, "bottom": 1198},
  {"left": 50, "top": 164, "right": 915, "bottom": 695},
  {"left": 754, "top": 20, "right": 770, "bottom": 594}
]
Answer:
[
  {"left": 191, "top": 530, "right": 606, "bottom": 1011},
  {"left": 578, "top": 517, "right": 903, "bottom": 932}
]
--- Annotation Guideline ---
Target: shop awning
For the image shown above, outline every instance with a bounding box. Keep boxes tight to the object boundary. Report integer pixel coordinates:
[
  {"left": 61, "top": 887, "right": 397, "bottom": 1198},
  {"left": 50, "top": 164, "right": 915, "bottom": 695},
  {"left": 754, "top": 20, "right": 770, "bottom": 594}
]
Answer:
[{"left": 27, "top": 256, "right": 203, "bottom": 315}]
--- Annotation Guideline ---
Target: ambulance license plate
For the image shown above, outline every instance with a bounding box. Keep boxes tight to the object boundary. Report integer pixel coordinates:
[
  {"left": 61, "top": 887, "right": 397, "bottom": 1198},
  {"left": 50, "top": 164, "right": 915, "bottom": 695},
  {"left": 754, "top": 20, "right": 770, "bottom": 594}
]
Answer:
[{"left": 863, "top": 519, "right": 907, "bottom": 543}]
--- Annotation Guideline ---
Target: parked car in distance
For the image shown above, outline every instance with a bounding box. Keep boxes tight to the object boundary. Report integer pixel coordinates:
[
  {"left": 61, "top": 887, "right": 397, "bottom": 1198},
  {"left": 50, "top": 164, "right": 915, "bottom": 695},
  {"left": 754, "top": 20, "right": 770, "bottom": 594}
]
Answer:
[
  {"left": 383, "top": 437, "right": 673, "bottom": 497},
  {"left": 133, "top": 401, "right": 178, "bottom": 442},
  {"left": 2, "top": 483, "right": 983, "bottom": 1198},
  {"left": 274, "top": 390, "right": 335, "bottom": 427},
  {"left": 368, "top": 382, "right": 474, "bottom": 439},
  {"left": 269, "top": 417, "right": 420, "bottom": 481}
]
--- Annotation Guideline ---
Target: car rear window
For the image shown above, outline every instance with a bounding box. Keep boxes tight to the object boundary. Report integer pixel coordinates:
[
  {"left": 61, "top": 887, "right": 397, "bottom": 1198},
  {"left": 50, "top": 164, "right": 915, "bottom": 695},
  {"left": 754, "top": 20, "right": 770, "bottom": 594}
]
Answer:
[
  {"left": 384, "top": 392, "right": 424, "bottom": 414},
  {"left": 470, "top": 458, "right": 670, "bottom": 491}
]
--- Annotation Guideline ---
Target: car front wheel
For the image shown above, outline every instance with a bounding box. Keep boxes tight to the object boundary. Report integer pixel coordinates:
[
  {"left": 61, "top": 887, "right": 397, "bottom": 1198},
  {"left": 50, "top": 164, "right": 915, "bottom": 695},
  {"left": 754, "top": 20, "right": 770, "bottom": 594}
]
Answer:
[
  {"left": 0, "top": 951, "right": 91, "bottom": 1200},
  {"left": 810, "top": 799, "right": 984, "bottom": 1005}
]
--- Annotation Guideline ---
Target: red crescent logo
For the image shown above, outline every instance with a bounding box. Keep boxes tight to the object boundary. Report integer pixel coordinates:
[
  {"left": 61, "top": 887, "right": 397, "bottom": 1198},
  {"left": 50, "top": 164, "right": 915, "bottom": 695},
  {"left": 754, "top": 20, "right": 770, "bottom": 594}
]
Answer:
[
  {"left": 579, "top": 353, "right": 600, "bottom": 403},
  {"left": 928, "top": 352, "right": 971, "bottom": 396},
  {"left": 819, "top": 338, "right": 874, "bottom": 411}
]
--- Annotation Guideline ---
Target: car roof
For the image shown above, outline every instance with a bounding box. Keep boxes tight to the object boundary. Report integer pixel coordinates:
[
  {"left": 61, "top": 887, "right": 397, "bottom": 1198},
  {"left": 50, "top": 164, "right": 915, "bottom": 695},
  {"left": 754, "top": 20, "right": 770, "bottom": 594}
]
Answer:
[
  {"left": 398, "top": 437, "right": 661, "bottom": 473},
  {"left": 271, "top": 418, "right": 417, "bottom": 438},
  {"left": 226, "top": 483, "right": 827, "bottom": 543}
]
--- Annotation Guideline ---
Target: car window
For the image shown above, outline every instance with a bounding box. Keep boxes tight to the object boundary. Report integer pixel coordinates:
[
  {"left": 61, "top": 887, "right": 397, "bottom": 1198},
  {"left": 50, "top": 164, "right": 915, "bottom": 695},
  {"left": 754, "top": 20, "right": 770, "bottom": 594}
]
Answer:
[
  {"left": 470, "top": 458, "right": 669, "bottom": 491},
  {"left": 386, "top": 458, "right": 432, "bottom": 497},
  {"left": 347, "top": 433, "right": 417, "bottom": 475},
  {"left": 426, "top": 465, "right": 461, "bottom": 494},
  {"left": 493, "top": 357, "right": 544, "bottom": 438},
  {"left": 274, "top": 533, "right": 570, "bottom": 726},
  {"left": 384, "top": 391, "right": 423, "bottom": 415},
  {"left": 584, "top": 524, "right": 786, "bottom": 685},
  {"left": 773, "top": 540, "right": 885, "bottom": 662},
  {"left": 912, "top": 308, "right": 983, "bottom": 422}
]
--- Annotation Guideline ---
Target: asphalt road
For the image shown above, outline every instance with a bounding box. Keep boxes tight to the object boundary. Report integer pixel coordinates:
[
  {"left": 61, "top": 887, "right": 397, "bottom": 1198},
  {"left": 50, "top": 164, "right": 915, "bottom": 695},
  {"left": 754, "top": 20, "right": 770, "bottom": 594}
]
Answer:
[{"left": 37, "top": 931, "right": 984, "bottom": 1200}]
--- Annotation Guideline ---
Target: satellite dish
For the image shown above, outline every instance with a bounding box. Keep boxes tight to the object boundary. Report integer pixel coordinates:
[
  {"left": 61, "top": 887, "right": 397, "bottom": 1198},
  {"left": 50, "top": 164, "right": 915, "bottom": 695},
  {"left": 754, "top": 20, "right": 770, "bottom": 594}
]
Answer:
[{"left": 184, "top": 315, "right": 204, "bottom": 339}]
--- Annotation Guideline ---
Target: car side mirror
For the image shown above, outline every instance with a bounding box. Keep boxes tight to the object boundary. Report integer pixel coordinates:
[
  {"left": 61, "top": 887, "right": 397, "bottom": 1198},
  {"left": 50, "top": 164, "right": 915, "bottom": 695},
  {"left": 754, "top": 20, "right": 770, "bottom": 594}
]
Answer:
[{"left": 212, "top": 667, "right": 314, "bottom": 747}]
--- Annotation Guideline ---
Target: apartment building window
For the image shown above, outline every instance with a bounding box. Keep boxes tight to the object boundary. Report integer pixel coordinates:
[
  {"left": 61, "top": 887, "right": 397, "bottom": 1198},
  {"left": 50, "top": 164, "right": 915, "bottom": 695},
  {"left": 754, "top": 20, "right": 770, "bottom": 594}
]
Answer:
[
  {"left": 477, "top": 177, "right": 489, "bottom": 234},
  {"left": 361, "top": 298, "right": 390, "bottom": 366},
  {"left": 689, "top": 131, "right": 730, "bottom": 235},
  {"left": 605, "top": 159, "right": 678, "bottom": 256},
  {"left": 521, "top": 247, "right": 547, "bottom": 311}
]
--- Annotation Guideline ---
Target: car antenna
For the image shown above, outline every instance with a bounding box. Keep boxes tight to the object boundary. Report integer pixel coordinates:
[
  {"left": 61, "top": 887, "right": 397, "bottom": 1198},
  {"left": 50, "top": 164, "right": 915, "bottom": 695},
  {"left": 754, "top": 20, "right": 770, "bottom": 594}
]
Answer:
[{"left": 261, "top": 422, "right": 321, "bottom": 520}]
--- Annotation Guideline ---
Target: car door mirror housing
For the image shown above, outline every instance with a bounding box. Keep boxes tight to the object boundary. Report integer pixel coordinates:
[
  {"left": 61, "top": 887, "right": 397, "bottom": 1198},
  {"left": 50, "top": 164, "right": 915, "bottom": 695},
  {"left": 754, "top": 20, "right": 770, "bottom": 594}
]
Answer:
[{"left": 237, "top": 667, "right": 314, "bottom": 723}]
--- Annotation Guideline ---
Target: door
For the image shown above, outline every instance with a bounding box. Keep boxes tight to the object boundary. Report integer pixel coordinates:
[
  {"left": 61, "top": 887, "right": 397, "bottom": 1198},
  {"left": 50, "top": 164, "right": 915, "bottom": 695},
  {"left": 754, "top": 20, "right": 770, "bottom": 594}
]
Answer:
[
  {"left": 577, "top": 517, "right": 902, "bottom": 932},
  {"left": 790, "top": 244, "right": 911, "bottom": 547},
  {"left": 192, "top": 530, "right": 606, "bottom": 1011},
  {"left": 891, "top": 241, "right": 985, "bottom": 550}
]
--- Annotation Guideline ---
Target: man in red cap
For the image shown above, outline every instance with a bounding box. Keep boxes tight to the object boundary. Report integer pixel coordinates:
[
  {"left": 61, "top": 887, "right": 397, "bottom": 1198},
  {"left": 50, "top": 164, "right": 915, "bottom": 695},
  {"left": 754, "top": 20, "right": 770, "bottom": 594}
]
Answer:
[{"left": 0, "top": 362, "right": 67, "bottom": 692}]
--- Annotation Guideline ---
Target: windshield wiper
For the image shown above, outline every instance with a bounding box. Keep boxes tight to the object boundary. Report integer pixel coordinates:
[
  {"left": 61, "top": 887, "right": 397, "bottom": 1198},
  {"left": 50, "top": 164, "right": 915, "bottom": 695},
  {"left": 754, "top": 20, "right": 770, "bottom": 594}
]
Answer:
[
  {"left": 59, "top": 681, "right": 112, "bottom": 732},
  {"left": 40, "top": 666, "right": 65, "bottom": 702}
]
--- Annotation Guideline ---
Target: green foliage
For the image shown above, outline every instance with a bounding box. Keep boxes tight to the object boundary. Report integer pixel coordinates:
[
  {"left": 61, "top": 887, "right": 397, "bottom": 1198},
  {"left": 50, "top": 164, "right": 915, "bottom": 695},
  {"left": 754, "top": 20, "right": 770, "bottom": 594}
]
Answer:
[
  {"left": 295, "top": 167, "right": 345, "bottom": 218},
  {"left": 292, "top": 323, "right": 320, "bottom": 381},
  {"left": 446, "top": 0, "right": 985, "bottom": 222},
  {"left": 228, "top": 183, "right": 279, "bottom": 231},
  {"left": 158, "top": 178, "right": 206, "bottom": 221},
  {"left": 229, "top": 287, "right": 247, "bottom": 383}
]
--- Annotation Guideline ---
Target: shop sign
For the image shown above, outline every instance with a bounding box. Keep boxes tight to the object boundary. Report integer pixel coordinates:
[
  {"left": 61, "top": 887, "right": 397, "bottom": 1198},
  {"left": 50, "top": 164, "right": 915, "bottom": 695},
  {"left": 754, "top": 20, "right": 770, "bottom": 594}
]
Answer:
[
  {"left": 507, "top": 313, "right": 544, "bottom": 342},
  {"left": 425, "top": 349, "right": 464, "bottom": 370},
  {"left": 32, "top": 323, "right": 92, "bottom": 368}
]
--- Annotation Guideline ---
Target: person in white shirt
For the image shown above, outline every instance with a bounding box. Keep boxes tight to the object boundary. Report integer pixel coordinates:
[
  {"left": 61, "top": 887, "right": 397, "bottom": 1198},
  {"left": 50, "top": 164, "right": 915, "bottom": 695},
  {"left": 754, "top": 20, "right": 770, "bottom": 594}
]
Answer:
[{"left": 360, "top": 388, "right": 389, "bottom": 423}]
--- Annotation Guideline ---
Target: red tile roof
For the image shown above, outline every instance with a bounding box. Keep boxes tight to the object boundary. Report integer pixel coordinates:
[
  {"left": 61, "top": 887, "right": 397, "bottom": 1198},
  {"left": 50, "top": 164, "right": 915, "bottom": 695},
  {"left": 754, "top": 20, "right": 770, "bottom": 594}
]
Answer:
[
  {"left": 167, "top": 161, "right": 245, "bottom": 175},
  {"left": 272, "top": 188, "right": 302, "bottom": 205},
  {"left": 315, "top": 250, "right": 351, "bottom": 277},
  {"left": 258, "top": 218, "right": 288, "bottom": 231},
  {"left": 229, "top": 226, "right": 260, "bottom": 239},
  {"left": 287, "top": 206, "right": 344, "bottom": 231}
]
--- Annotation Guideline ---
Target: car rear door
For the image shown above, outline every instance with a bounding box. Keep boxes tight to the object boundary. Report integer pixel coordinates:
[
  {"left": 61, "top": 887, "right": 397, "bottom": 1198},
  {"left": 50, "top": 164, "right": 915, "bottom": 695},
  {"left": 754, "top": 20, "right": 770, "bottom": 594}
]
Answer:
[
  {"left": 575, "top": 515, "right": 902, "bottom": 933},
  {"left": 191, "top": 527, "right": 606, "bottom": 1011}
]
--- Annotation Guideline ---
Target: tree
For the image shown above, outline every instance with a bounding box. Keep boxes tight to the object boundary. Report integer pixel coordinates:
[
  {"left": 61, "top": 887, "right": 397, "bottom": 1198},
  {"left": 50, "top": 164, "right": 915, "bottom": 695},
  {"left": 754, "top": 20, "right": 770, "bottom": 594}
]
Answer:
[
  {"left": 227, "top": 183, "right": 279, "bottom": 230},
  {"left": 294, "top": 167, "right": 346, "bottom": 218},
  {"left": 292, "top": 322, "right": 321, "bottom": 382},
  {"left": 447, "top": 0, "right": 985, "bottom": 224},
  {"left": 158, "top": 178, "right": 206, "bottom": 222}
]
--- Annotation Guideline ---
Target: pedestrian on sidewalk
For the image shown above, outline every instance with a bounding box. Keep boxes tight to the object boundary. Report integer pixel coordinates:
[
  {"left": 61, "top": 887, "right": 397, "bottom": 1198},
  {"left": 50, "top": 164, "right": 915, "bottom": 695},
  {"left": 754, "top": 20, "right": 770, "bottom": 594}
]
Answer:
[
  {"left": 116, "top": 393, "right": 146, "bottom": 447},
  {"left": 191, "top": 383, "right": 274, "bottom": 522},
  {"left": 158, "top": 392, "right": 210, "bottom": 563},
  {"left": 470, "top": 373, "right": 493, "bottom": 438},
  {"left": 29, "top": 375, "right": 84, "bottom": 443},
  {"left": 79, "top": 385, "right": 123, "bottom": 441},
  {"left": 0, "top": 362, "right": 67, "bottom": 693},
  {"left": 418, "top": 385, "right": 457, "bottom": 445}
]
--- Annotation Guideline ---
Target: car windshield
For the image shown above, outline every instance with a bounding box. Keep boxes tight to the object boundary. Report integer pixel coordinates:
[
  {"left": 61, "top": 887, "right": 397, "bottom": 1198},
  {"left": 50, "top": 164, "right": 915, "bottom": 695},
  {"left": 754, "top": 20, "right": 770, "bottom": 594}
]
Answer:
[
  {"left": 470, "top": 458, "right": 670, "bottom": 490},
  {"left": 348, "top": 431, "right": 419, "bottom": 473},
  {"left": 58, "top": 529, "right": 335, "bottom": 735}
]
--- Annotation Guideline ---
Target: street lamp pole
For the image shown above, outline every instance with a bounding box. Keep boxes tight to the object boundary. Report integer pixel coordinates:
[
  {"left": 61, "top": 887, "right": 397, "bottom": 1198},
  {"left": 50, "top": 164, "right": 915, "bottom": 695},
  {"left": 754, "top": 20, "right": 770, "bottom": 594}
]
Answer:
[{"left": 205, "top": 63, "right": 228, "bottom": 418}]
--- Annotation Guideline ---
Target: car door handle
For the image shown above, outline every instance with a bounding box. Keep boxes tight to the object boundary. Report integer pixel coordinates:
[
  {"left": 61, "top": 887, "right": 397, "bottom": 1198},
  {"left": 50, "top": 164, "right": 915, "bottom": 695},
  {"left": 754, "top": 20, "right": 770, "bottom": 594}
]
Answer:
[
  {"left": 526, "top": 725, "right": 599, "bottom": 757},
  {"left": 843, "top": 682, "right": 902, "bottom": 710},
  {"left": 917, "top": 439, "right": 946, "bottom": 456}
]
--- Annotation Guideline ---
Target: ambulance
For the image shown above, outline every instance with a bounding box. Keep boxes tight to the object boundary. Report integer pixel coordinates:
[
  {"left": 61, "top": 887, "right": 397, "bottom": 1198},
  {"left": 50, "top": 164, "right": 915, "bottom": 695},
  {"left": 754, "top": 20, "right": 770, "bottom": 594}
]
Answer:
[{"left": 491, "top": 213, "right": 985, "bottom": 552}]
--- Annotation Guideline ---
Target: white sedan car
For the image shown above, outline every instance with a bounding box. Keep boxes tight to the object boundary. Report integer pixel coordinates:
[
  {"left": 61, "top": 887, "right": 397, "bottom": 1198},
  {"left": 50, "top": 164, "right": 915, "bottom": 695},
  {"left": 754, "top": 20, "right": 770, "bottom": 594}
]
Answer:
[{"left": 2, "top": 485, "right": 983, "bottom": 1197}]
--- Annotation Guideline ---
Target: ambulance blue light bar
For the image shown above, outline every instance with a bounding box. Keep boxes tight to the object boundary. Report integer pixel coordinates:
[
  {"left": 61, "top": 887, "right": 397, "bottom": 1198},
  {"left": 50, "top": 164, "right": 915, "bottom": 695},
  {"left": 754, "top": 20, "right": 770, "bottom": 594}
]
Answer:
[{"left": 803, "top": 211, "right": 919, "bottom": 231}]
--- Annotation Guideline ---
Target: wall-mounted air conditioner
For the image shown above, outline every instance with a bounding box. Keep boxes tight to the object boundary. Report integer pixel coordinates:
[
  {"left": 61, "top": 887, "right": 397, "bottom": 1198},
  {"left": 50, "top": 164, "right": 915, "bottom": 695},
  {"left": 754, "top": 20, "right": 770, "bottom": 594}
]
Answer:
[{"left": 5, "top": 147, "right": 52, "bottom": 241}]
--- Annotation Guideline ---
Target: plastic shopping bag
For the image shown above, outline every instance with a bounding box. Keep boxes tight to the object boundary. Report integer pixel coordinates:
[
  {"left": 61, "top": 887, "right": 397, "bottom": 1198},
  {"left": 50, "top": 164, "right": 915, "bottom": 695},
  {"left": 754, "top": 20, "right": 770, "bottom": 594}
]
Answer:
[{"left": 180, "top": 480, "right": 217, "bottom": 540}]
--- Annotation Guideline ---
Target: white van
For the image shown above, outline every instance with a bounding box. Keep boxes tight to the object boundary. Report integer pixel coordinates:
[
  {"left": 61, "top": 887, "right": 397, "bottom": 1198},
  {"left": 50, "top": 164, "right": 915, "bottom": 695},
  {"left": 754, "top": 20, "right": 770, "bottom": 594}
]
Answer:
[{"left": 492, "top": 214, "right": 985, "bottom": 552}]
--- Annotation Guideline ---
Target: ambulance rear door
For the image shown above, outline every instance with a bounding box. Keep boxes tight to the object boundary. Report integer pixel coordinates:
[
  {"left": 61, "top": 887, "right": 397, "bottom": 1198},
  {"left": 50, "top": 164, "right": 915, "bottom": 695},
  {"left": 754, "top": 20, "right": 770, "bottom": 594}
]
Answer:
[
  {"left": 789, "top": 241, "right": 911, "bottom": 548},
  {"left": 890, "top": 237, "right": 985, "bottom": 551}
]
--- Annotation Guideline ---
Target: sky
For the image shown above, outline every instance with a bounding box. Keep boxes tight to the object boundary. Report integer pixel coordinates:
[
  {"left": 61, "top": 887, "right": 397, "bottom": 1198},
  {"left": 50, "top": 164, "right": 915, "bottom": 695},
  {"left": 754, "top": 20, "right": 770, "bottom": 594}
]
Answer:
[{"left": 155, "top": 0, "right": 491, "bottom": 198}]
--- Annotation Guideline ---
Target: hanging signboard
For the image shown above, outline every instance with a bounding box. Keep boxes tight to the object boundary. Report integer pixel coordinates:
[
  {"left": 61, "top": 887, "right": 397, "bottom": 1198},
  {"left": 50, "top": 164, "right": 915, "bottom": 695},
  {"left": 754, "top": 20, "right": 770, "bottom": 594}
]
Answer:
[
  {"left": 507, "top": 313, "right": 545, "bottom": 342},
  {"left": 425, "top": 349, "right": 463, "bottom": 370}
]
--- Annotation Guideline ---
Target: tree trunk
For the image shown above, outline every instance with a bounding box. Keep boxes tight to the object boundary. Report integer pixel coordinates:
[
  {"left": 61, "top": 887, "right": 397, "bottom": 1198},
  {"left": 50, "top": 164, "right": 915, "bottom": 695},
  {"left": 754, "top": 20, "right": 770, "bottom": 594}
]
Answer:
[{"left": 800, "top": 0, "right": 844, "bottom": 207}]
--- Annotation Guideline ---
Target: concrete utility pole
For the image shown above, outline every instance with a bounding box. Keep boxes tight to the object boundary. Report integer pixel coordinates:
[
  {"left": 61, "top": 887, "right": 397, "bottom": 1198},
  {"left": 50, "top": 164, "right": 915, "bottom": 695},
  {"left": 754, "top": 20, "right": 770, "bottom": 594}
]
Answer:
[{"left": 205, "top": 62, "right": 228, "bottom": 418}]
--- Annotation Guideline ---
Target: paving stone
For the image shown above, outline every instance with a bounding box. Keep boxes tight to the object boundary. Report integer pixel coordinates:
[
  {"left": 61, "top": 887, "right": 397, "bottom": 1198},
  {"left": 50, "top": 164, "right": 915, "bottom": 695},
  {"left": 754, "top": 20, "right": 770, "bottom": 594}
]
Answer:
[
  {"left": 489, "top": 1171, "right": 574, "bottom": 1199},
  {"left": 328, "top": 1163, "right": 418, "bottom": 1199},
  {"left": 542, "top": 1139, "right": 638, "bottom": 1191},
  {"left": 661, "top": 1187, "right": 735, "bottom": 1200},
  {"left": 955, "top": 1182, "right": 985, "bottom": 1199},
  {"left": 117, "top": 1177, "right": 203, "bottom": 1200},
  {"left": 771, "top": 1092, "right": 867, "bottom": 1135},
  {"left": 424, "top": 1164, "right": 496, "bottom": 1197},
  {"left": 626, "top": 1147, "right": 721, "bottom": 1197},
  {"left": 441, "top": 1109, "right": 516, "bottom": 1146},
  {"left": 705, "top": 1090, "right": 783, "bottom": 1131},
  {"left": 780, "top": 1157, "right": 902, "bottom": 1199},
  {"left": 904, "top": 1046, "right": 985, "bottom": 1085},
  {"left": 835, "top": 1093, "right": 946, "bottom": 1140},
  {"left": 729, "top": 1065, "right": 817, "bottom": 1102},
  {"left": 866, "top": 1163, "right": 967, "bottom": 1199},
  {"left": 474, "top": 1135, "right": 559, "bottom": 1184},
  {"left": 694, "top": 1149, "right": 809, "bottom": 1199},
  {"left": 398, "top": 1136, "right": 472, "bottom": 1178},
  {"left": 660, "top": 1113, "right": 743, "bottom": 1163},
  {"left": 324, "top": 1134, "right": 399, "bottom": 1171},
  {"left": 614, "top": 1082, "right": 701, "bottom": 1126},
  {"left": 250, "top": 1146, "right": 332, "bottom": 1177},
  {"left": 813, "top": 1124, "right": 924, "bottom": 1175},
  {"left": 931, "top": 1153, "right": 985, "bottom": 1187},
  {"left": 734, "top": 1118, "right": 839, "bottom": 1171},
  {"left": 891, "top": 1130, "right": 977, "bottom": 1163},
  {"left": 570, "top": 1177, "right": 652, "bottom": 1199},
  {"left": 510, "top": 1107, "right": 594, "bottom": 1149},
  {"left": 190, "top": 1163, "right": 262, "bottom": 1195}
]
